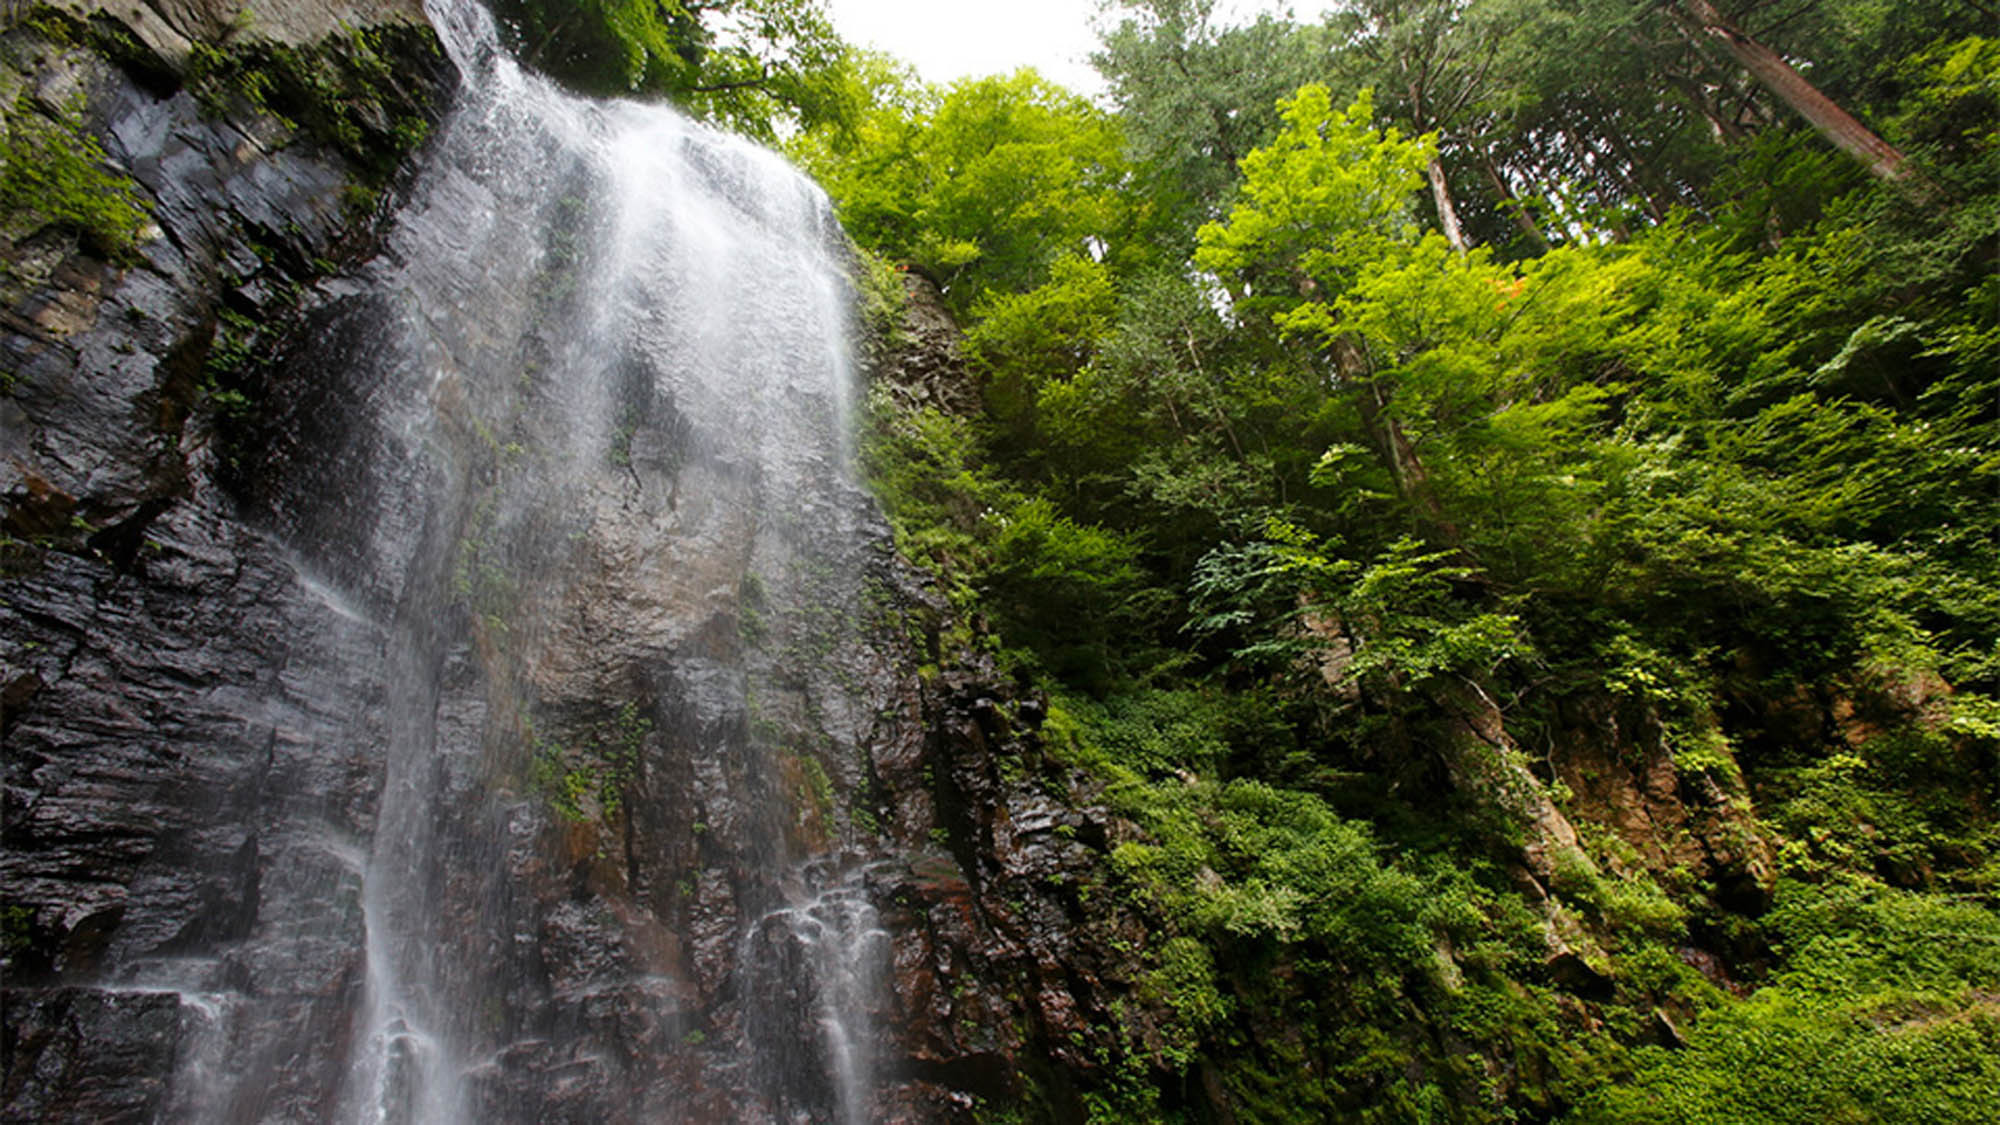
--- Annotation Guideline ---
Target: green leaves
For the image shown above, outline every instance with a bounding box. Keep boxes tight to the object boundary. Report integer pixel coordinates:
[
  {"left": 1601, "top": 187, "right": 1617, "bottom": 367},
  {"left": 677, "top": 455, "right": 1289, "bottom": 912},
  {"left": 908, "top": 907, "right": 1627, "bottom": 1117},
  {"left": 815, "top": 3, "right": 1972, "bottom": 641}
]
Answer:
[
  {"left": 1195, "top": 527, "right": 1525, "bottom": 698},
  {"left": 490, "top": 0, "right": 851, "bottom": 138},
  {"left": 964, "top": 253, "right": 1118, "bottom": 442},
  {"left": 1571, "top": 881, "right": 2000, "bottom": 1125},
  {"left": 1109, "top": 776, "right": 1429, "bottom": 957},
  {"left": 0, "top": 93, "right": 153, "bottom": 256},
  {"left": 792, "top": 69, "right": 1136, "bottom": 311},
  {"left": 1095, "top": 1, "right": 1339, "bottom": 247},
  {"left": 1195, "top": 85, "right": 1433, "bottom": 305}
]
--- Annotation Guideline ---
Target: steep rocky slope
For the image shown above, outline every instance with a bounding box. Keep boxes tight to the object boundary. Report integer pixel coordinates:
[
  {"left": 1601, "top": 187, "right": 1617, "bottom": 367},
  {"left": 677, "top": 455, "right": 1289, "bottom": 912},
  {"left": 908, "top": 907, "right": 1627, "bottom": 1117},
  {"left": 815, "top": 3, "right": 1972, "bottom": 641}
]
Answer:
[
  {"left": 0, "top": 4, "right": 1128, "bottom": 1120},
  {"left": 3, "top": 2, "right": 451, "bottom": 1119}
]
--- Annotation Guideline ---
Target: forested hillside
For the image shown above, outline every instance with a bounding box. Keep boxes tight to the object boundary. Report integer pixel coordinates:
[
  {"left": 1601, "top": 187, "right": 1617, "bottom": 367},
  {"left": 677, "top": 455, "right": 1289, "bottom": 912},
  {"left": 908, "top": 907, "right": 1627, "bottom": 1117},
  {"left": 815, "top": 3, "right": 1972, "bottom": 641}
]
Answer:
[
  {"left": 5, "top": 0, "right": 1991, "bottom": 1120},
  {"left": 781, "top": 0, "right": 2000, "bottom": 1119}
]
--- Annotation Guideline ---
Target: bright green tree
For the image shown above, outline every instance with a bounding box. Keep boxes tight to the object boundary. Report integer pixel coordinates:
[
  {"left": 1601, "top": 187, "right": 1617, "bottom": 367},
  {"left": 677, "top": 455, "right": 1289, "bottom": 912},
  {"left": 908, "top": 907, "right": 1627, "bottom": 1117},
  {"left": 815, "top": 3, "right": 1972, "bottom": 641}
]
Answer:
[
  {"left": 792, "top": 67, "right": 1141, "bottom": 312},
  {"left": 1194, "top": 84, "right": 1454, "bottom": 532},
  {"left": 1093, "top": 0, "right": 1336, "bottom": 248}
]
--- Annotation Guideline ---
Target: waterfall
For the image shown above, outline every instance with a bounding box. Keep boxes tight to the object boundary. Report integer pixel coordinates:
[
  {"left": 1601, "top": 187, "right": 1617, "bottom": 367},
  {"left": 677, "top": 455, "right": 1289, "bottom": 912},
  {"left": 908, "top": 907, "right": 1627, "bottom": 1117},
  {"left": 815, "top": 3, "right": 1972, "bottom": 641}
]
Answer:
[
  {"left": 165, "top": 1, "right": 896, "bottom": 1119},
  {"left": 742, "top": 862, "right": 895, "bottom": 1125}
]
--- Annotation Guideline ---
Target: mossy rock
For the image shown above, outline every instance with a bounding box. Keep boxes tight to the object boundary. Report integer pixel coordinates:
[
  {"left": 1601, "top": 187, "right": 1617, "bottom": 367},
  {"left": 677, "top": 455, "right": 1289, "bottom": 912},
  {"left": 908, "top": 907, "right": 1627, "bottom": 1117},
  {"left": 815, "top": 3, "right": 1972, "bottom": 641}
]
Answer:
[{"left": 182, "top": 20, "right": 448, "bottom": 186}]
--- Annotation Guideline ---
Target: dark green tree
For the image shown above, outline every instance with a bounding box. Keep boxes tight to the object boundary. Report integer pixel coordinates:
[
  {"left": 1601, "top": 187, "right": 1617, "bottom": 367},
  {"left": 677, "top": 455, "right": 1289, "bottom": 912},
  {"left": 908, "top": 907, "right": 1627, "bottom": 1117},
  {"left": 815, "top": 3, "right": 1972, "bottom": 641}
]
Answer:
[
  {"left": 1093, "top": 0, "right": 1335, "bottom": 249},
  {"left": 488, "top": 0, "right": 853, "bottom": 138}
]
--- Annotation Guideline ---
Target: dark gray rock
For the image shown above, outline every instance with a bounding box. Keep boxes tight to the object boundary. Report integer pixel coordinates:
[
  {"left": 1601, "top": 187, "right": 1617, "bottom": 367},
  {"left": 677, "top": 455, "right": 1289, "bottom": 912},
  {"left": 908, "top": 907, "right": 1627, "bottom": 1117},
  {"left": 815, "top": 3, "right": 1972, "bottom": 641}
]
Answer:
[
  {"left": 2, "top": 4, "right": 1150, "bottom": 1122},
  {"left": 2, "top": 5, "right": 451, "bottom": 1120}
]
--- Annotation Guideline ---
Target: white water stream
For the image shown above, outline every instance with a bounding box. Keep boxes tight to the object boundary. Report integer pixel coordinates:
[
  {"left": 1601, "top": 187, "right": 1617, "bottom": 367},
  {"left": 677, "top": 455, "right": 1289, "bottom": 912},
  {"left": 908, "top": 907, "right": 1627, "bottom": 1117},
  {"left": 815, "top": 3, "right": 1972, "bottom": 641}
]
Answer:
[{"left": 171, "top": 1, "right": 887, "bottom": 1119}]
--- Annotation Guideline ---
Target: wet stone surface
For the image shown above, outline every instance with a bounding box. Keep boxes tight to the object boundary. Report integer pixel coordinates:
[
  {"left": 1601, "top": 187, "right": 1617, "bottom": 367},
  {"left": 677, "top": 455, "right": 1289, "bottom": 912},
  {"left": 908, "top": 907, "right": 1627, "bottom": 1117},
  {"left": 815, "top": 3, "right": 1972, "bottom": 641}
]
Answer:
[
  {"left": 2, "top": 5, "right": 450, "bottom": 1120},
  {"left": 0, "top": 3, "right": 1154, "bottom": 1122}
]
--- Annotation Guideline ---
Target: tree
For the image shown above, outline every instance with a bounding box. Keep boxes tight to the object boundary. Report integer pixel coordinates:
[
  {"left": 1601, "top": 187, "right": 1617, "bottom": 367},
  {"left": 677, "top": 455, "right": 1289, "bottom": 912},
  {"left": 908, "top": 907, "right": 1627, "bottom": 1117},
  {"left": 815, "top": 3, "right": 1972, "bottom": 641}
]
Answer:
[
  {"left": 1329, "top": 0, "right": 1522, "bottom": 253},
  {"left": 1668, "top": 0, "right": 1914, "bottom": 184},
  {"left": 1194, "top": 86, "right": 1434, "bottom": 300},
  {"left": 1193, "top": 85, "right": 1445, "bottom": 522},
  {"left": 488, "top": 0, "right": 854, "bottom": 138},
  {"left": 790, "top": 68, "right": 1140, "bottom": 311},
  {"left": 1093, "top": 0, "right": 1336, "bottom": 249}
]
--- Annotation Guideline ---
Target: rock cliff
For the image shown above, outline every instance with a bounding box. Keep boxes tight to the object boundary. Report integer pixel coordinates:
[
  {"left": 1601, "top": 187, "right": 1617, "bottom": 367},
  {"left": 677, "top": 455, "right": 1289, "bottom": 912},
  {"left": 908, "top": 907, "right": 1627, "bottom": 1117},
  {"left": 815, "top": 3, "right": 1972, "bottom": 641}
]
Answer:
[
  {"left": 2, "top": 2, "right": 447, "bottom": 1118},
  {"left": 2, "top": 5, "right": 1122, "bottom": 1120}
]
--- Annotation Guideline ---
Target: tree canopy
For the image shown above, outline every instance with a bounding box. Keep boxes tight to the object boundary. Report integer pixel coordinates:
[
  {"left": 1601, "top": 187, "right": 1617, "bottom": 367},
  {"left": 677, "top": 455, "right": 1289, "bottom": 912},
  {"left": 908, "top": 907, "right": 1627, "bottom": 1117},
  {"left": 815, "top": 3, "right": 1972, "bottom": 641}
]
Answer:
[
  {"left": 487, "top": 0, "right": 853, "bottom": 138},
  {"left": 789, "top": 1, "right": 2000, "bottom": 1118}
]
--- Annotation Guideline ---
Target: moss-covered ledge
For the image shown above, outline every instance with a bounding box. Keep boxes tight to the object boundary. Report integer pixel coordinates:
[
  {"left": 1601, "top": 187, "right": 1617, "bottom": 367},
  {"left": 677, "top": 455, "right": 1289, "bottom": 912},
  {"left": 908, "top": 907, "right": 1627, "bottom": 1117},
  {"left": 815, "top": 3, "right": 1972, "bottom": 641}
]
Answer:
[
  {"left": 5, "top": 2, "right": 446, "bottom": 191},
  {"left": 38, "top": 0, "right": 426, "bottom": 67},
  {"left": 1, "top": 0, "right": 453, "bottom": 564}
]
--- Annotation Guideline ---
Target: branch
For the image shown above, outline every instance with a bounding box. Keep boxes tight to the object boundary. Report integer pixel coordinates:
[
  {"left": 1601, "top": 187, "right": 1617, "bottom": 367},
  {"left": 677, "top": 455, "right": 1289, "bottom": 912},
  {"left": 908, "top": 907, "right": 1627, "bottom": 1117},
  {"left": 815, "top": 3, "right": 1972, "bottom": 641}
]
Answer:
[{"left": 686, "top": 78, "right": 773, "bottom": 94}]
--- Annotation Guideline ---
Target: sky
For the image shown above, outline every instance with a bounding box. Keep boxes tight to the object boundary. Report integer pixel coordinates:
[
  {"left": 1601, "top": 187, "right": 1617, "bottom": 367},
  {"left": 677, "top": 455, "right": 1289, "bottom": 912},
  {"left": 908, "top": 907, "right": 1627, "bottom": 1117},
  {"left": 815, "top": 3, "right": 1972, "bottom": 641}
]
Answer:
[{"left": 821, "top": 1, "right": 1302, "bottom": 99}]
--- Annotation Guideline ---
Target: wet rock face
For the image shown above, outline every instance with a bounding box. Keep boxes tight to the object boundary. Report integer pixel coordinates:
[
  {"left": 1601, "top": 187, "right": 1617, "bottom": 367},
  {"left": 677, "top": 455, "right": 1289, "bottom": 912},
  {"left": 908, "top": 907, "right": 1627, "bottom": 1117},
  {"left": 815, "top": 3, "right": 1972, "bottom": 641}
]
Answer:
[
  {"left": 1, "top": 5, "right": 451, "bottom": 547},
  {"left": 2, "top": 504, "right": 397, "bottom": 1123},
  {"left": 1, "top": 989, "right": 182, "bottom": 1122},
  {"left": 868, "top": 669, "right": 1131, "bottom": 1123},
  {"left": 51, "top": 0, "right": 427, "bottom": 64},
  {"left": 3, "top": 3, "right": 1132, "bottom": 1120},
  {"left": 1, "top": 5, "right": 451, "bottom": 1121}
]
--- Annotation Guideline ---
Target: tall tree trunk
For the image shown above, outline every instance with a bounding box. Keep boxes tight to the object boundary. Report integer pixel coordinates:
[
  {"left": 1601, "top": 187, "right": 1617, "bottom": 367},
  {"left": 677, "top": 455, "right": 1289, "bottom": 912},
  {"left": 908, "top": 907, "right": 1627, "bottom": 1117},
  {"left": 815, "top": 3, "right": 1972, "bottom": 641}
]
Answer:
[
  {"left": 1427, "top": 154, "right": 1471, "bottom": 253},
  {"left": 1477, "top": 147, "right": 1551, "bottom": 252},
  {"left": 1562, "top": 121, "right": 1656, "bottom": 226},
  {"left": 1665, "top": 71, "right": 1746, "bottom": 144},
  {"left": 1672, "top": 0, "right": 1911, "bottom": 183}
]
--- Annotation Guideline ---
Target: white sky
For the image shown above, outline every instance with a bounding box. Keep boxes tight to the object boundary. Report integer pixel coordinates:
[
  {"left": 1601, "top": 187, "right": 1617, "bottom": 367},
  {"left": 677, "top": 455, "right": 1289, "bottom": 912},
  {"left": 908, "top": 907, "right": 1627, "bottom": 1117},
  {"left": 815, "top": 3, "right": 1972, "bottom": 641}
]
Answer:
[{"left": 822, "top": 1, "right": 1304, "bottom": 98}]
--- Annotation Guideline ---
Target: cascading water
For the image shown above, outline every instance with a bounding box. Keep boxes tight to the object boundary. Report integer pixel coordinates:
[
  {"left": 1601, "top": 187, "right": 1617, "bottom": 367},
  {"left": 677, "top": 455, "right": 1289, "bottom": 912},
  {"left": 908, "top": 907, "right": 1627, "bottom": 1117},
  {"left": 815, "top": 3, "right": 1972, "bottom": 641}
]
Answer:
[
  {"left": 742, "top": 861, "right": 895, "bottom": 1125},
  {"left": 160, "top": 1, "right": 902, "bottom": 1119}
]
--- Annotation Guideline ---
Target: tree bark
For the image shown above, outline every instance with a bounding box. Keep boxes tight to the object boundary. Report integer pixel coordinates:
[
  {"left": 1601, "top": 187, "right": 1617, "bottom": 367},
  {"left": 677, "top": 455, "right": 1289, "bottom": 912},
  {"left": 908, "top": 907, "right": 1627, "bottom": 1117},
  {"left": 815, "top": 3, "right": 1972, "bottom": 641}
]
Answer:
[
  {"left": 1427, "top": 154, "right": 1471, "bottom": 253},
  {"left": 1673, "top": 0, "right": 1911, "bottom": 184},
  {"left": 1666, "top": 71, "right": 1746, "bottom": 143},
  {"left": 1477, "top": 148, "right": 1551, "bottom": 252}
]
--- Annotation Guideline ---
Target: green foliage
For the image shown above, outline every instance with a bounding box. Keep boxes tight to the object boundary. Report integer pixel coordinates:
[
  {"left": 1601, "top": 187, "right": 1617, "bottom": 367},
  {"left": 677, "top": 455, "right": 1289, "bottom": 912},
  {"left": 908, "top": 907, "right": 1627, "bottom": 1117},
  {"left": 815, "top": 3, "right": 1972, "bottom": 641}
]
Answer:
[
  {"left": 981, "top": 495, "right": 1152, "bottom": 685},
  {"left": 1129, "top": 936, "right": 1229, "bottom": 1068},
  {"left": 791, "top": 67, "right": 1140, "bottom": 312},
  {"left": 860, "top": 391, "right": 1156, "bottom": 686},
  {"left": 0, "top": 902, "right": 33, "bottom": 960},
  {"left": 1194, "top": 85, "right": 1432, "bottom": 305},
  {"left": 1766, "top": 697, "right": 2000, "bottom": 892},
  {"left": 1110, "top": 778, "right": 1430, "bottom": 955},
  {"left": 1570, "top": 882, "right": 2000, "bottom": 1125},
  {"left": 859, "top": 395, "right": 1002, "bottom": 592},
  {"left": 1094, "top": 0, "right": 1337, "bottom": 247},
  {"left": 963, "top": 252, "right": 1116, "bottom": 440},
  {"left": 0, "top": 92, "right": 152, "bottom": 256},
  {"left": 530, "top": 737, "right": 594, "bottom": 823},
  {"left": 1031, "top": 266, "right": 1325, "bottom": 543},
  {"left": 488, "top": 0, "right": 852, "bottom": 139},
  {"left": 824, "top": 6, "right": 2000, "bottom": 1118},
  {"left": 850, "top": 244, "right": 910, "bottom": 351},
  {"left": 1050, "top": 689, "right": 1247, "bottom": 780},
  {"left": 1889, "top": 35, "right": 2000, "bottom": 159}
]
